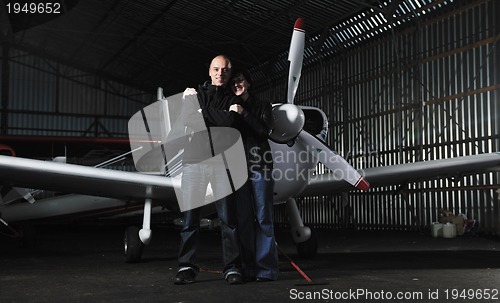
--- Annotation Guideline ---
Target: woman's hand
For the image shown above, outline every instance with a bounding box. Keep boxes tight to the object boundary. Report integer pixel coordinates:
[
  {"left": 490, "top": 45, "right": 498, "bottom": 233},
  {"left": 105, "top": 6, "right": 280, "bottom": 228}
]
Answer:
[{"left": 229, "top": 104, "right": 244, "bottom": 114}]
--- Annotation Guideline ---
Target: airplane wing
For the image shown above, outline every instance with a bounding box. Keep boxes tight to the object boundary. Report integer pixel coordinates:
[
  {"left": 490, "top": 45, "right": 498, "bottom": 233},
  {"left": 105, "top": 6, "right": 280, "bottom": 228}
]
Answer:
[
  {"left": 2, "top": 152, "right": 499, "bottom": 205},
  {"left": 301, "top": 153, "right": 500, "bottom": 195},
  {"left": 0, "top": 155, "right": 180, "bottom": 211}
]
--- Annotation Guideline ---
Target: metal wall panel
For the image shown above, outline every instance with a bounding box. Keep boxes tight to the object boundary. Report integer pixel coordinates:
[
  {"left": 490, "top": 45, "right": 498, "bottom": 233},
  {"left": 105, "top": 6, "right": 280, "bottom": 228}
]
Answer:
[
  {"left": 8, "top": 55, "right": 56, "bottom": 112},
  {"left": 268, "top": 0, "right": 500, "bottom": 233},
  {"left": 1, "top": 47, "right": 154, "bottom": 138}
]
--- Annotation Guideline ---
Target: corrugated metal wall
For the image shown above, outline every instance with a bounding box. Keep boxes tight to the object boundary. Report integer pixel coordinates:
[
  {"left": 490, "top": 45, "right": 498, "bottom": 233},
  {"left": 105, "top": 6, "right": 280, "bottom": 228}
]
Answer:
[
  {"left": 1, "top": 0, "right": 499, "bottom": 233},
  {"left": 265, "top": 0, "right": 500, "bottom": 232},
  {"left": 0, "top": 47, "right": 153, "bottom": 137}
]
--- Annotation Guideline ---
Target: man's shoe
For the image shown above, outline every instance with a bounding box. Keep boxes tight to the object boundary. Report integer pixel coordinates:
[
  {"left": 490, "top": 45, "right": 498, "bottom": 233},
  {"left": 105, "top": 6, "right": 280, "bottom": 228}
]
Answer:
[
  {"left": 226, "top": 274, "right": 243, "bottom": 285},
  {"left": 174, "top": 268, "right": 197, "bottom": 285},
  {"left": 256, "top": 277, "right": 274, "bottom": 282}
]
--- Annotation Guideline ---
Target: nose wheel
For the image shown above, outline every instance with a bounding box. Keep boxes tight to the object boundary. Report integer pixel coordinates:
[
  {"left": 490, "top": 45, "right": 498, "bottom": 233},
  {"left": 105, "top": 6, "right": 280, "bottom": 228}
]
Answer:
[
  {"left": 296, "top": 226, "right": 318, "bottom": 259},
  {"left": 287, "top": 198, "right": 318, "bottom": 259}
]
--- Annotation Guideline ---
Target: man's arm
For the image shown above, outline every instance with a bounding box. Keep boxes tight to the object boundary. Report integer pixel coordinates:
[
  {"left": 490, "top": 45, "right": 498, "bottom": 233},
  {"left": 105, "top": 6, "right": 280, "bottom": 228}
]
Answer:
[{"left": 201, "top": 93, "right": 242, "bottom": 127}]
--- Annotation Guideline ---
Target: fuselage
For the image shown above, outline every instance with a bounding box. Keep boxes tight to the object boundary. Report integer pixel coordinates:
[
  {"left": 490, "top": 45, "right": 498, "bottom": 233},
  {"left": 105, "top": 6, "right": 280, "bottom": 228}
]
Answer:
[{"left": 0, "top": 104, "right": 329, "bottom": 223}]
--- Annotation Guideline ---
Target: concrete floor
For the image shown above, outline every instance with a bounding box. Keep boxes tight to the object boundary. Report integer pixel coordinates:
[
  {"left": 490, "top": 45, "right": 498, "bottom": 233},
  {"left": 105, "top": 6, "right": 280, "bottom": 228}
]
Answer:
[{"left": 1, "top": 223, "right": 500, "bottom": 303}]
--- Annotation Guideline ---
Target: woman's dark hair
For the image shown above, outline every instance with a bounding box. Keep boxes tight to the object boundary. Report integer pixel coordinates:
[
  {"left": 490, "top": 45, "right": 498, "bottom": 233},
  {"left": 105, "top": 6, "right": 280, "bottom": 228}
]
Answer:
[{"left": 231, "top": 68, "right": 253, "bottom": 86}]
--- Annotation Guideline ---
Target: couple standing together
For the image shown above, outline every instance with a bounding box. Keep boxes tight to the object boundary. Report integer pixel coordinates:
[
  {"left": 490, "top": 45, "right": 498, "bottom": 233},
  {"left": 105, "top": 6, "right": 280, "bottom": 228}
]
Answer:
[{"left": 174, "top": 55, "right": 279, "bottom": 285}]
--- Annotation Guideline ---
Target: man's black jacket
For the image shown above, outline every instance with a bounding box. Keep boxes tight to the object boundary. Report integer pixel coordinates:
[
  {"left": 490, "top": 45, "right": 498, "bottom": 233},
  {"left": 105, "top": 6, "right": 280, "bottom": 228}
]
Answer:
[{"left": 182, "top": 82, "right": 241, "bottom": 164}]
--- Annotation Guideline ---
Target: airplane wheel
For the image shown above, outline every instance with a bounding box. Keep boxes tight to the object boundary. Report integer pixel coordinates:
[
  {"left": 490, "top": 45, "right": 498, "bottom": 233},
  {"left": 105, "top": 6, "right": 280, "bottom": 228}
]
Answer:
[
  {"left": 124, "top": 226, "right": 143, "bottom": 263},
  {"left": 296, "top": 227, "right": 318, "bottom": 259}
]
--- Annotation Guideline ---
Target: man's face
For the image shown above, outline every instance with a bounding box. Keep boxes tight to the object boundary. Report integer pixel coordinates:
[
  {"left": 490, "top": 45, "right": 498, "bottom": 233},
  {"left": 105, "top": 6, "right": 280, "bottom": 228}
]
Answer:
[{"left": 209, "top": 56, "right": 231, "bottom": 87}]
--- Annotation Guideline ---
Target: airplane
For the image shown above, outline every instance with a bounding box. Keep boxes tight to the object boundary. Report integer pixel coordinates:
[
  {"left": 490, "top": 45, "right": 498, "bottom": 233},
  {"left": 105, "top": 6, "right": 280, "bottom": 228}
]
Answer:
[{"left": 1, "top": 18, "right": 500, "bottom": 263}]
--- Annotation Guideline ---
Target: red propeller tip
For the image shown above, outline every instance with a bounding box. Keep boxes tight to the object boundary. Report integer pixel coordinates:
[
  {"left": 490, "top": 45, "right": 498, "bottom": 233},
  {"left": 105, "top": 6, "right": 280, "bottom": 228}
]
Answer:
[
  {"left": 356, "top": 178, "right": 370, "bottom": 191},
  {"left": 294, "top": 18, "right": 305, "bottom": 32}
]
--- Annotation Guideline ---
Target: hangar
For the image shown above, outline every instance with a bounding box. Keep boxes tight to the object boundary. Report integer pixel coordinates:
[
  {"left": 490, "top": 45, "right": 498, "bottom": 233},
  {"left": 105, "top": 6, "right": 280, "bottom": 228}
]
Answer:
[
  {"left": 0, "top": 1, "right": 499, "bottom": 240},
  {"left": 1, "top": 0, "right": 500, "bottom": 301}
]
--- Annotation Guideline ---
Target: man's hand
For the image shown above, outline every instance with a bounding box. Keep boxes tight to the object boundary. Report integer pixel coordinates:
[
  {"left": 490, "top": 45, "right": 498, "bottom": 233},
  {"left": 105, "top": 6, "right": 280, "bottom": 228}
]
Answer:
[{"left": 182, "top": 87, "right": 197, "bottom": 99}]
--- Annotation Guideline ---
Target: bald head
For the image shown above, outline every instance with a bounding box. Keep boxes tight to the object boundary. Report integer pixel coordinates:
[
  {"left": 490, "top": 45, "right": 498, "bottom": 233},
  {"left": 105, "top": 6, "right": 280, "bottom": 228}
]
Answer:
[{"left": 209, "top": 55, "right": 232, "bottom": 87}]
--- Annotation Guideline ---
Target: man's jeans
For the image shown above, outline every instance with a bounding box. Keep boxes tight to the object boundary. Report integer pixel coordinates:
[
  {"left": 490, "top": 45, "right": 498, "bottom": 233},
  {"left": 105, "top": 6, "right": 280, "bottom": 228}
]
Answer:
[{"left": 177, "top": 163, "right": 241, "bottom": 277}]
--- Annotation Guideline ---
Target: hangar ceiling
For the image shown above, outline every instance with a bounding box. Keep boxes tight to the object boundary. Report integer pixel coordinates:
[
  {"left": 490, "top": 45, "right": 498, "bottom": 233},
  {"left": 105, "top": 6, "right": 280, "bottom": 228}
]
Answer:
[{"left": 1, "top": 0, "right": 456, "bottom": 95}]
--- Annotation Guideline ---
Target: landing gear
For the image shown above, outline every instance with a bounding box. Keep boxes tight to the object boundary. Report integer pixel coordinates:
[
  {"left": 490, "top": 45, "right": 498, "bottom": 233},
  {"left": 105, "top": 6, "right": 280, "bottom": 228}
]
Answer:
[
  {"left": 296, "top": 226, "right": 318, "bottom": 259},
  {"left": 124, "top": 226, "right": 143, "bottom": 263},
  {"left": 123, "top": 196, "right": 153, "bottom": 263},
  {"left": 286, "top": 198, "right": 318, "bottom": 259}
]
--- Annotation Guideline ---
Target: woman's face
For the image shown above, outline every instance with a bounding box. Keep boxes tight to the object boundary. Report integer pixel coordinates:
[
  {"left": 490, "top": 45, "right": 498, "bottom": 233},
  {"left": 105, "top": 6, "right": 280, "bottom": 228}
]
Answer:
[{"left": 231, "top": 74, "right": 250, "bottom": 97}]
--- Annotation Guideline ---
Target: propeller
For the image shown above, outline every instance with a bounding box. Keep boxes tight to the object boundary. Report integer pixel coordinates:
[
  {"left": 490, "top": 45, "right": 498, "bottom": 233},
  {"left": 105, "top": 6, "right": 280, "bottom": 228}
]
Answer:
[
  {"left": 297, "top": 131, "right": 370, "bottom": 191},
  {"left": 284, "top": 18, "right": 370, "bottom": 191},
  {"left": 288, "top": 18, "right": 305, "bottom": 104},
  {"left": 269, "top": 18, "right": 306, "bottom": 144}
]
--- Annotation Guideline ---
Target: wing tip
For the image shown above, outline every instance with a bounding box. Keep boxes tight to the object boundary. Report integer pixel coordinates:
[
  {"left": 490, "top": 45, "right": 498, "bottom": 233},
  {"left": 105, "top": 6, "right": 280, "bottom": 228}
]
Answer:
[{"left": 356, "top": 178, "right": 370, "bottom": 191}]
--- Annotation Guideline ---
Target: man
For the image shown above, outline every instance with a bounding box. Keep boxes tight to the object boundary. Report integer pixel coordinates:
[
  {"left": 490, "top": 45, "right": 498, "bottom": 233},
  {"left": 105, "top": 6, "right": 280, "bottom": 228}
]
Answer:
[{"left": 174, "top": 55, "right": 244, "bottom": 285}]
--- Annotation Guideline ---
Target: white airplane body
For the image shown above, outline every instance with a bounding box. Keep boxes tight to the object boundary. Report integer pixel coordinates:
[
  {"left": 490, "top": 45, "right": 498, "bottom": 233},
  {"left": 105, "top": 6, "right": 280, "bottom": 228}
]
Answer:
[{"left": 1, "top": 18, "right": 500, "bottom": 260}]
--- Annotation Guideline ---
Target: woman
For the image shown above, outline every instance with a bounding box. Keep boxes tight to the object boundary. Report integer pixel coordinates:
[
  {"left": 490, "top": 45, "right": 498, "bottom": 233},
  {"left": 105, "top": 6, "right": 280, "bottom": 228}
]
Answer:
[{"left": 229, "top": 69, "right": 279, "bottom": 282}]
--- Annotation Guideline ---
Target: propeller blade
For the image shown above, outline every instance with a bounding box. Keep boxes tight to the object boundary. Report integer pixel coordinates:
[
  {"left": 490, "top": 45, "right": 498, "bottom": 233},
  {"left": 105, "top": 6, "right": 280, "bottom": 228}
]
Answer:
[
  {"left": 287, "top": 18, "right": 305, "bottom": 104},
  {"left": 297, "top": 131, "right": 370, "bottom": 191}
]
